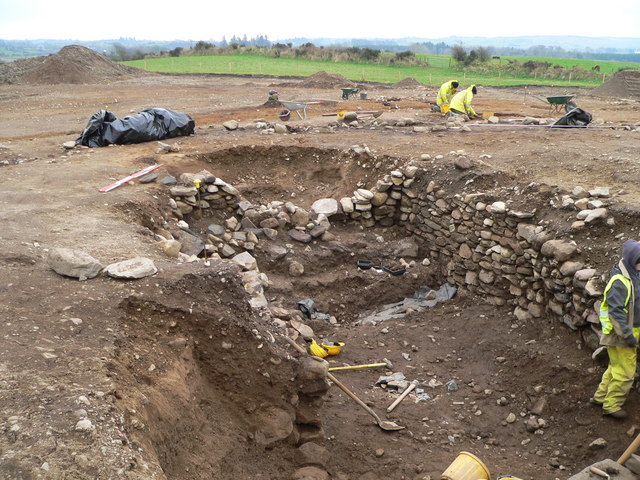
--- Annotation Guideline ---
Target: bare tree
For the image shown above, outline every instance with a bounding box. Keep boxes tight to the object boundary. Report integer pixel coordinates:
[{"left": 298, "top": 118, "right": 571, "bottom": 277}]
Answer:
[
  {"left": 477, "top": 47, "right": 490, "bottom": 62},
  {"left": 451, "top": 45, "right": 466, "bottom": 63}
]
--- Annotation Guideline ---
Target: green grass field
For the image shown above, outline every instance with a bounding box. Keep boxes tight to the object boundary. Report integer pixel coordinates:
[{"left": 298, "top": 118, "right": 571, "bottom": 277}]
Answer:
[{"left": 124, "top": 54, "right": 640, "bottom": 87}]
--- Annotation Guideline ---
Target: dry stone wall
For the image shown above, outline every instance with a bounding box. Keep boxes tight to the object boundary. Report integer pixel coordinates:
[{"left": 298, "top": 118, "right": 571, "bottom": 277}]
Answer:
[
  {"left": 339, "top": 163, "right": 610, "bottom": 332},
  {"left": 159, "top": 157, "right": 611, "bottom": 335}
]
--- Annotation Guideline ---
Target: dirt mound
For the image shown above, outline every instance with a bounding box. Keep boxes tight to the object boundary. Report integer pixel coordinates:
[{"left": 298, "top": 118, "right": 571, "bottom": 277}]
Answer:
[
  {"left": 299, "top": 70, "right": 355, "bottom": 89},
  {"left": 393, "top": 77, "right": 424, "bottom": 88},
  {"left": 592, "top": 69, "right": 640, "bottom": 99},
  {"left": 1, "top": 45, "right": 145, "bottom": 85},
  {"left": 0, "top": 56, "right": 47, "bottom": 84}
]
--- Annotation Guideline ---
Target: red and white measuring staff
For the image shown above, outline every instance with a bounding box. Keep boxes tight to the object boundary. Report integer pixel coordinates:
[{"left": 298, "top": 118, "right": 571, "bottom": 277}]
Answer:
[{"left": 98, "top": 164, "right": 162, "bottom": 193}]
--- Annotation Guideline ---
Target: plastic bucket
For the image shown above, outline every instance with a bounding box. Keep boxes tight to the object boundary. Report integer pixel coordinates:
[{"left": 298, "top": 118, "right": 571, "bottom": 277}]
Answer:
[{"left": 441, "top": 452, "right": 491, "bottom": 480}]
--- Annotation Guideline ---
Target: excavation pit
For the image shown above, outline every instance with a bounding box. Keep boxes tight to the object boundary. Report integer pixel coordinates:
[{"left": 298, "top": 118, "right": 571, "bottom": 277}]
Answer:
[{"left": 103, "top": 144, "right": 640, "bottom": 479}]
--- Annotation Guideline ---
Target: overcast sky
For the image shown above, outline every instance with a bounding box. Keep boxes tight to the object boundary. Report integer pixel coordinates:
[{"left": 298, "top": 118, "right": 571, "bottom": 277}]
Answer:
[{"left": 1, "top": 0, "right": 639, "bottom": 41}]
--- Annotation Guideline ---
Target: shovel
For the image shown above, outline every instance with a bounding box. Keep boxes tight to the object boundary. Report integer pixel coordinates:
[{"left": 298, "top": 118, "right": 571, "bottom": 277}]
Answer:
[{"left": 283, "top": 336, "right": 405, "bottom": 432}]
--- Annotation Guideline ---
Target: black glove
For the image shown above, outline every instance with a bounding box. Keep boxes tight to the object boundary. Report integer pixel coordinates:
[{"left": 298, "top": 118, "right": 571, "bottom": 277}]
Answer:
[{"left": 625, "top": 335, "right": 638, "bottom": 348}]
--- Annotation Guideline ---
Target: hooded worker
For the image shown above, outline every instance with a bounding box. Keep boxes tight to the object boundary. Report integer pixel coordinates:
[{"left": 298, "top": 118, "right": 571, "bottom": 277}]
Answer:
[
  {"left": 435, "top": 80, "right": 459, "bottom": 112},
  {"left": 592, "top": 239, "right": 640, "bottom": 419},
  {"left": 449, "top": 85, "right": 479, "bottom": 118}
]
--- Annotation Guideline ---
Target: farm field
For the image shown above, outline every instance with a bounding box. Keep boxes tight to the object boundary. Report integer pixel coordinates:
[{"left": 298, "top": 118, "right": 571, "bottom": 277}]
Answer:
[{"left": 125, "top": 53, "right": 640, "bottom": 87}]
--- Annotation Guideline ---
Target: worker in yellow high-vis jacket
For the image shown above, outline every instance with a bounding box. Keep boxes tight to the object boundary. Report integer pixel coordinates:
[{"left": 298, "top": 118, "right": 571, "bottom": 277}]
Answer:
[
  {"left": 449, "top": 84, "right": 479, "bottom": 118},
  {"left": 436, "top": 80, "right": 459, "bottom": 112},
  {"left": 592, "top": 239, "right": 640, "bottom": 419}
]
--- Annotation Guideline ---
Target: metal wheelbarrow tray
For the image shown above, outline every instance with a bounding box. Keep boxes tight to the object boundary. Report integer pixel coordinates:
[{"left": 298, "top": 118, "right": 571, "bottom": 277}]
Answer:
[
  {"left": 279, "top": 100, "right": 324, "bottom": 121},
  {"left": 534, "top": 95, "right": 575, "bottom": 113},
  {"left": 341, "top": 88, "right": 359, "bottom": 100}
]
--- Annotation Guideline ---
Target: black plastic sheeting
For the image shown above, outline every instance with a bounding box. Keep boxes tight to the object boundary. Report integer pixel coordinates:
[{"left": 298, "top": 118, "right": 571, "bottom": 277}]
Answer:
[
  {"left": 75, "top": 108, "right": 195, "bottom": 147},
  {"left": 552, "top": 107, "right": 592, "bottom": 127}
]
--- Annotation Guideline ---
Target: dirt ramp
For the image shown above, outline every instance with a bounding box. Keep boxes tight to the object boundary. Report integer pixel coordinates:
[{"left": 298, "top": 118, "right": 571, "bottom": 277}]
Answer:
[{"left": 12, "top": 45, "right": 145, "bottom": 85}]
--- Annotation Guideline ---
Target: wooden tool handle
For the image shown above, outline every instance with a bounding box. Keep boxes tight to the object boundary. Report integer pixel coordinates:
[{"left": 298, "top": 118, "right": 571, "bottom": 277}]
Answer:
[
  {"left": 387, "top": 383, "right": 416, "bottom": 413},
  {"left": 283, "top": 335, "right": 306, "bottom": 354},
  {"left": 619, "top": 432, "right": 640, "bottom": 464},
  {"left": 589, "top": 466, "right": 609, "bottom": 479},
  {"left": 283, "top": 336, "right": 382, "bottom": 422}
]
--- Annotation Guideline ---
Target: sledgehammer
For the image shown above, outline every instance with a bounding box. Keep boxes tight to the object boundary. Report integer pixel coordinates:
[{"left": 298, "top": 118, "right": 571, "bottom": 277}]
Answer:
[{"left": 328, "top": 358, "right": 393, "bottom": 372}]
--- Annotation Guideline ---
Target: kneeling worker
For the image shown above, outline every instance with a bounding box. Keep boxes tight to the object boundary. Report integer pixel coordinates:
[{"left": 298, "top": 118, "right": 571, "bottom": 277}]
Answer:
[
  {"left": 436, "top": 80, "right": 459, "bottom": 112},
  {"left": 449, "top": 84, "right": 479, "bottom": 119}
]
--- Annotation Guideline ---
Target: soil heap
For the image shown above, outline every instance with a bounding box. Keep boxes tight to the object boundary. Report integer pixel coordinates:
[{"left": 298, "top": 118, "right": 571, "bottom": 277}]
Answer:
[
  {"left": 393, "top": 77, "right": 424, "bottom": 88},
  {"left": 298, "top": 70, "right": 355, "bottom": 88},
  {"left": 0, "top": 45, "right": 145, "bottom": 85},
  {"left": 592, "top": 69, "right": 640, "bottom": 100}
]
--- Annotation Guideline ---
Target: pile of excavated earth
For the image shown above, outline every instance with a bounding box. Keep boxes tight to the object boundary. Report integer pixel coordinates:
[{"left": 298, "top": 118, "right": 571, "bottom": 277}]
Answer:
[{"left": 1, "top": 45, "right": 640, "bottom": 480}]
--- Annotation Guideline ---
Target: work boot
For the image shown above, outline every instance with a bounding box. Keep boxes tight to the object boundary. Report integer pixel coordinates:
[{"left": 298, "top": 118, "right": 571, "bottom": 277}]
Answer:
[
  {"left": 589, "top": 397, "right": 604, "bottom": 406},
  {"left": 604, "top": 409, "right": 627, "bottom": 419}
]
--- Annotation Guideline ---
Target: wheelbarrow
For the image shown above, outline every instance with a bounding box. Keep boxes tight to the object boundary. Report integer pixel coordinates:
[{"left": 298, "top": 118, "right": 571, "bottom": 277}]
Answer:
[
  {"left": 278, "top": 100, "right": 324, "bottom": 121},
  {"left": 341, "top": 88, "right": 359, "bottom": 100},
  {"left": 533, "top": 95, "right": 575, "bottom": 113}
]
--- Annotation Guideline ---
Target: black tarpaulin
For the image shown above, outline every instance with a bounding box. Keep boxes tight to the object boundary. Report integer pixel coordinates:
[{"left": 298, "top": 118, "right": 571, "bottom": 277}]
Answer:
[
  {"left": 552, "top": 107, "right": 592, "bottom": 127},
  {"left": 76, "top": 108, "right": 195, "bottom": 147}
]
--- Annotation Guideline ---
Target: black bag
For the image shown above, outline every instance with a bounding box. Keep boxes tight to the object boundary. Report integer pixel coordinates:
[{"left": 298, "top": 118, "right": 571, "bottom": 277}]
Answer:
[
  {"left": 76, "top": 108, "right": 195, "bottom": 147},
  {"left": 552, "top": 107, "right": 592, "bottom": 127}
]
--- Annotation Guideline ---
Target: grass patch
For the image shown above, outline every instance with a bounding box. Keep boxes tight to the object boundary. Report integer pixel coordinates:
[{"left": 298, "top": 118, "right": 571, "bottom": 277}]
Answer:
[{"left": 124, "top": 54, "right": 639, "bottom": 87}]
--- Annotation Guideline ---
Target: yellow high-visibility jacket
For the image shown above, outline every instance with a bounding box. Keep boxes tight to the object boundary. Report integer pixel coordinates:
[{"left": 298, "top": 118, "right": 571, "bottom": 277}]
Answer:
[
  {"left": 450, "top": 85, "right": 477, "bottom": 116},
  {"left": 600, "top": 261, "right": 635, "bottom": 347},
  {"left": 436, "top": 80, "right": 458, "bottom": 106}
]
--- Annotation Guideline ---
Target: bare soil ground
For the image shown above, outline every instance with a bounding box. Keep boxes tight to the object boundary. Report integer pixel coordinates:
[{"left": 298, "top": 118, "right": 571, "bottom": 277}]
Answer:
[{"left": 1, "top": 60, "right": 640, "bottom": 480}]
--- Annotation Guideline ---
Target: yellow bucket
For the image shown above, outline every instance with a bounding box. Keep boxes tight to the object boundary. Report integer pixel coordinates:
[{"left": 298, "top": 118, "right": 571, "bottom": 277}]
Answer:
[
  {"left": 441, "top": 452, "right": 491, "bottom": 480},
  {"left": 441, "top": 105, "right": 451, "bottom": 113},
  {"left": 482, "top": 111, "right": 494, "bottom": 119}
]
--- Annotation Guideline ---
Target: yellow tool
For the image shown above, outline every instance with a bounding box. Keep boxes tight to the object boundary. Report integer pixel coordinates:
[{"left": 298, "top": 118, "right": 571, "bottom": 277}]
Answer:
[
  {"left": 309, "top": 339, "right": 328, "bottom": 358},
  {"left": 328, "top": 358, "right": 393, "bottom": 372}
]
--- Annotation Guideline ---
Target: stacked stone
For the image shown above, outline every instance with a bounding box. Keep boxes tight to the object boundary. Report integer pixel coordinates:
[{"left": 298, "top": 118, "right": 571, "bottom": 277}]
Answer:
[
  {"left": 561, "top": 186, "right": 612, "bottom": 230},
  {"left": 338, "top": 166, "right": 421, "bottom": 228},
  {"left": 395, "top": 172, "right": 607, "bottom": 329},
  {"left": 167, "top": 170, "right": 240, "bottom": 219}
]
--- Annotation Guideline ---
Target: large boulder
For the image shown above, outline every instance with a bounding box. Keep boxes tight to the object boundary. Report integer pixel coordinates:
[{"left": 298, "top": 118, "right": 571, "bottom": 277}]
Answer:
[
  {"left": 104, "top": 257, "right": 157, "bottom": 279},
  {"left": 310, "top": 198, "right": 338, "bottom": 217},
  {"left": 48, "top": 248, "right": 103, "bottom": 280}
]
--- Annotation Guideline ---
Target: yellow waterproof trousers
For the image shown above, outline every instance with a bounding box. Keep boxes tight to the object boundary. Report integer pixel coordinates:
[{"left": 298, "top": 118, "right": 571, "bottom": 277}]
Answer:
[{"left": 594, "top": 327, "right": 640, "bottom": 413}]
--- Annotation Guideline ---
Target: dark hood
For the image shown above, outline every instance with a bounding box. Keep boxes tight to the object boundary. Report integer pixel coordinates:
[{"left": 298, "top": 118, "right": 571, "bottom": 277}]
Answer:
[
  {"left": 622, "top": 240, "right": 640, "bottom": 275},
  {"left": 622, "top": 240, "right": 640, "bottom": 324}
]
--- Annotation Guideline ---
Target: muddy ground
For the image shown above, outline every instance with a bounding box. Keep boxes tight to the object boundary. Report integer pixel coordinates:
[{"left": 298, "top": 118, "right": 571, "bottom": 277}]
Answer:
[{"left": 1, "top": 71, "right": 640, "bottom": 480}]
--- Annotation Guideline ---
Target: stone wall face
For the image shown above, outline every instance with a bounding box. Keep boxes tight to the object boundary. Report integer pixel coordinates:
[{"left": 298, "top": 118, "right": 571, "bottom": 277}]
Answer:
[{"left": 164, "top": 158, "right": 609, "bottom": 333}]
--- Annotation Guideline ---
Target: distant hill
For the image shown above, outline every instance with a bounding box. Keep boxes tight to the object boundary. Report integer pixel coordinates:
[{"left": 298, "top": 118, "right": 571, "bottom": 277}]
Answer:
[
  {"left": 286, "top": 35, "right": 640, "bottom": 52},
  {"left": 2, "top": 36, "right": 639, "bottom": 63}
]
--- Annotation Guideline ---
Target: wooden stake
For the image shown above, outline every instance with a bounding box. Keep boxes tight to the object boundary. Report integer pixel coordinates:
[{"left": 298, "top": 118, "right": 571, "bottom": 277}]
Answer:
[{"left": 387, "top": 383, "right": 416, "bottom": 413}]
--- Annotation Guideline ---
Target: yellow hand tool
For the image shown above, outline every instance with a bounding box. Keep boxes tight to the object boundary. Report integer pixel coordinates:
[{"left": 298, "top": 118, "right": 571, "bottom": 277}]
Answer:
[{"left": 328, "top": 358, "right": 393, "bottom": 372}]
